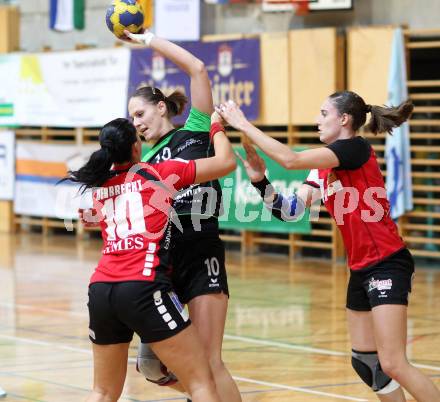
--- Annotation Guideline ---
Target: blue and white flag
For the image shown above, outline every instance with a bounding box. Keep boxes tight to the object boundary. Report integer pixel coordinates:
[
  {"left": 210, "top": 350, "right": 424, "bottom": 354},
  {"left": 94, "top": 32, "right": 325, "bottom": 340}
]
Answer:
[
  {"left": 50, "top": 0, "right": 85, "bottom": 32},
  {"left": 385, "top": 28, "right": 413, "bottom": 219}
]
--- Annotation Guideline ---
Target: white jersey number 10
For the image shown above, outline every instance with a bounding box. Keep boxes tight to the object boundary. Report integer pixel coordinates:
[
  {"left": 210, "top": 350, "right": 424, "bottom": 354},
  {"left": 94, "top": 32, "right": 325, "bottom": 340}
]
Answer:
[{"left": 103, "top": 192, "right": 146, "bottom": 240}]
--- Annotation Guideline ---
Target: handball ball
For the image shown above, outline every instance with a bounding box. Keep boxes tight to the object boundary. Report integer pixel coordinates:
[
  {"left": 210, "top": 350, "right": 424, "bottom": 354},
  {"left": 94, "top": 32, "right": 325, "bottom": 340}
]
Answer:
[{"left": 105, "top": 0, "right": 144, "bottom": 39}]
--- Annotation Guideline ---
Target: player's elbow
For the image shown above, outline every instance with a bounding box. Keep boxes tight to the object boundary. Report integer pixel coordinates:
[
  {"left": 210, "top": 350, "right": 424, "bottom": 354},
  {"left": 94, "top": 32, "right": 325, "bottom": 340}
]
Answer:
[
  {"left": 220, "top": 156, "right": 237, "bottom": 177},
  {"left": 226, "top": 157, "right": 237, "bottom": 174},
  {"left": 192, "top": 59, "right": 207, "bottom": 77},
  {"left": 280, "top": 153, "right": 298, "bottom": 170}
]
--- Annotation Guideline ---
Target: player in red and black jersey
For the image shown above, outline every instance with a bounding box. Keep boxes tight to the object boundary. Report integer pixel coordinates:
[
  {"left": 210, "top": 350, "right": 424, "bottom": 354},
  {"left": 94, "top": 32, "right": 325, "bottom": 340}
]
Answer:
[
  {"left": 122, "top": 31, "right": 241, "bottom": 402},
  {"left": 64, "top": 117, "right": 235, "bottom": 402},
  {"left": 217, "top": 92, "right": 440, "bottom": 402}
]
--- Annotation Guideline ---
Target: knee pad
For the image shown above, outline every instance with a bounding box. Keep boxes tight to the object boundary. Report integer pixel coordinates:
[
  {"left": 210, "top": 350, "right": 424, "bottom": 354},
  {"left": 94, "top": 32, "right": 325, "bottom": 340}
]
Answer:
[
  {"left": 351, "top": 350, "right": 400, "bottom": 394},
  {"left": 136, "top": 343, "right": 177, "bottom": 386}
]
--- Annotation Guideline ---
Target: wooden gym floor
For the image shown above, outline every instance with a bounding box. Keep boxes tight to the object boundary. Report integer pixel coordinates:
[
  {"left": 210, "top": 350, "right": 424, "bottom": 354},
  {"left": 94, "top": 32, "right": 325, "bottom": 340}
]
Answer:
[{"left": 0, "top": 233, "right": 439, "bottom": 401}]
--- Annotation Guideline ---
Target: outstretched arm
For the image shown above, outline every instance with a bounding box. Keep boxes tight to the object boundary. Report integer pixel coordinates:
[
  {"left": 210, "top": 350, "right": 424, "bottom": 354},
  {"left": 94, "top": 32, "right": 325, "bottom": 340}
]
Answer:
[
  {"left": 238, "top": 143, "right": 320, "bottom": 221},
  {"left": 124, "top": 31, "right": 213, "bottom": 115},
  {"left": 217, "top": 101, "right": 340, "bottom": 170}
]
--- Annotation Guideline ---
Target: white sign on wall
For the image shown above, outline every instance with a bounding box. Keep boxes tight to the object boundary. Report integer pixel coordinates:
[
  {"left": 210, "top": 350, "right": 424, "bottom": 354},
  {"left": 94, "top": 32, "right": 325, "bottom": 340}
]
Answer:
[
  {"left": 0, "top": 55, "right": 19, "bottom": 127},
  {"left": 0, "top": 131, "right": 15, "bottom": 200},
  {"left": 15, "top": 48, "right": 131, "bottom": 127},
  {"left": 14, "top": 142, "right": 97, "bottom": 220},
  {"left": 155, "top": 0, "right": 200, "bottom": 41},
  {"left": 309, "top": 0, "right": 353, "bottom": 11}
]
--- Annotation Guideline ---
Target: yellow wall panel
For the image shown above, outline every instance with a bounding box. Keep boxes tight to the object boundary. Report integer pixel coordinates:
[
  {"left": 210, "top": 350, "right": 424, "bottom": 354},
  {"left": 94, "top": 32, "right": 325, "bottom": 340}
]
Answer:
[
  {"left": 290, "top": 28, "right": 344, "bottom": 125},
  {"left": 258, "top": 32, "right": 289, "bottom": 125},
  {"left": 0, "top": 6, "right": 20, "bottom": 53},
  {"left": 348, "top": 26, "right": 395, "bottom": 106}
]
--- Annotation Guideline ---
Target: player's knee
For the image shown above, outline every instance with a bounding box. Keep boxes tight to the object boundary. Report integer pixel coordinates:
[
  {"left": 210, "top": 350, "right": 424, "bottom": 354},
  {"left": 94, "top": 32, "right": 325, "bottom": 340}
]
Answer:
[
  {"left": 136, "top": 344, "right": 177, "bottom": 386},
  {"left": 351, "top": 350, "right": 401, "bottom": 394},
  {"left": 208, "top": 355, "right": 226, "bottom": 373},
  {"left": 378, "top": 356, "right": 407, "bottom": 380}
]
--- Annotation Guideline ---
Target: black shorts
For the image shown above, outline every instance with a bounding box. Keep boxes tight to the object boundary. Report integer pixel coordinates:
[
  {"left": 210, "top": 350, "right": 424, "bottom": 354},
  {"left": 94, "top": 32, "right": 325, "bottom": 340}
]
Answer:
[
  {"left": 88, "top": 281, "right": 191, "bottom": 345},
  {"left": 170, "top": 218, "right": 229, "bottom": 304},
  {"left": 346, "top": 248, "right": 415, "bottom": 311}
]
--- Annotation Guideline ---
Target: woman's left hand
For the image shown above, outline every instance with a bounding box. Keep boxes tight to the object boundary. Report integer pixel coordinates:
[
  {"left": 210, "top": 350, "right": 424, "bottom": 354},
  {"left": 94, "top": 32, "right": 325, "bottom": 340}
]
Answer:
[
  {"left": 122, "top": 30, "right": 155, "bottom": 47},
  {"left": 215, "top": 100, "right": 249, "bottom": 131},
  {"left": 211, "top": 111, "right": 224, "bottom": 125},
  {"left": 236, "top": 143, "right": 266, "bottom": 183}
]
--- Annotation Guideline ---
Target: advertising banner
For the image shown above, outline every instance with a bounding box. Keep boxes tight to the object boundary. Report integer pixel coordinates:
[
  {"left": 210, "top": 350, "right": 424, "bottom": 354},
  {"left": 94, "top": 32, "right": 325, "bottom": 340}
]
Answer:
[
  {"left": 218, "top": 146, "right": 311, "bottom": 233},
  {"left": 15, "top": 48, "right": 130, "bottom": 127},
  {"left": 0, "top": 55, "right": 20, "bottom": 127},
  {"left": 14, "top": 142, "right": 98, "bottom": 220},
  {"left": 155, "top": 0, "right": 200, "bottom": 41},
  {"left": 0, "top": 131, "right": 15, "bottom": 200},
  {"left": 129, "top": 38, "right": 260, "bottom": 123}
]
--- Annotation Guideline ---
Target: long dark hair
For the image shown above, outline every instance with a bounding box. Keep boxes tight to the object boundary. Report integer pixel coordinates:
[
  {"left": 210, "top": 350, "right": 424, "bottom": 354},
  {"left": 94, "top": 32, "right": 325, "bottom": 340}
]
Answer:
[
  {"left": 61, "top": 118, "right": 137, "bottom": 192},
  {"left": 329, "top": 90, "right": 414, "bottom": 134},
  {"left": 131, "top": 86, "right": 188, "bottom": 118}
]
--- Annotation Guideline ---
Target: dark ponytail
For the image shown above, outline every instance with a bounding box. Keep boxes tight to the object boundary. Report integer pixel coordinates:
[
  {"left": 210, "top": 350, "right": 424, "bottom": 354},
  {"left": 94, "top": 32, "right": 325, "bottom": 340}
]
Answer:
[
  {"left": 366, "top": 100, "right": 414, "bottom": 135},
  {"left": 131, "top": 86, "right": 188, "bottom": 118},
  {"left": 165, "top": 90, "right": 188, "bottom": 117},
  {"left": 329, "top": 91, "right": 413, "bottom": 135},
  {"left": 60, "top": 118, "right": 137, "bottom": 192}
]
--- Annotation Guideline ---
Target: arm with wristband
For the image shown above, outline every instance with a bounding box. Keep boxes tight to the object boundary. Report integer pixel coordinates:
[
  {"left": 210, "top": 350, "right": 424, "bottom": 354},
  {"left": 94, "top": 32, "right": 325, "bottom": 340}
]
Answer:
[
  {"left": 252, "top": 177, "right": 306, "bottom": 222},
  {"left": 192, "top": 112, "right": 236, "bottom": 184},
  {"left": 237, "top": 143, "right": 308, "bottom": 222}
]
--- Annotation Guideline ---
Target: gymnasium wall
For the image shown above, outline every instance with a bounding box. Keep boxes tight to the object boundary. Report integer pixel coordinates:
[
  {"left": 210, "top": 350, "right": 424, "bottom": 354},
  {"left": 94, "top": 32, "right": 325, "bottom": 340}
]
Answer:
[{"left": 18, "top": 0, "right": 440, "bottom": 52}]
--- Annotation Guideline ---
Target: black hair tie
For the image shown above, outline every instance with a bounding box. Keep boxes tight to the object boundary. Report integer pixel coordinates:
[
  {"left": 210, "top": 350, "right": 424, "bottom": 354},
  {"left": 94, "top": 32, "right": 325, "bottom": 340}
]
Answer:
[
  {"left": 365, "top": 104, "right": 372, "bottom": 113},
  {"left": 152, "top": 87, "right": 165, "bottom": 100}
]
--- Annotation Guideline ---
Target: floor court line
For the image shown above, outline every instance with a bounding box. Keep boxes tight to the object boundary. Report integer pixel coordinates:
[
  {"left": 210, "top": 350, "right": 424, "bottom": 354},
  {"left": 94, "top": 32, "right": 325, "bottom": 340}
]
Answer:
[
  {"left": 0, "top": 334, "right": 366, "bottom": 401},
  {"left": 3, "top": 302, "right": 440, "bottom": 372},
  {"left": 232, "top": 377, "right": 367, "bottom": 401},
  {"left": 224, "top": 335, "right": 440, "bottom": 372},
  {"left": 224, "top": 334, "right": 347, "bottom": 356}
]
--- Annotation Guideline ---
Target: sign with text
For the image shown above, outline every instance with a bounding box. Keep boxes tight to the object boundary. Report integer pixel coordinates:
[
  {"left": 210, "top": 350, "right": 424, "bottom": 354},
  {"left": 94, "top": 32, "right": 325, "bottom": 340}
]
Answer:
[
  {"left": 0, "top": 55, "right": 20, "bottom": 127},
  {"left": 0, "top": 131, "right": 15, "bottom": 200},
  {"left": 14, "top": 48, "right": 130, "bottom": 127},
  {"left": 15, "top": 142, "right": 97, "bottom": 219},
  {"left": 218, "top": 146, "right": 311, "bottom": 233},
  {"left": 155, "top": 0, "right": 200, "bottom": 41},
  {"left": 129, "top": 38, "right": 260, "bottom": 123}
]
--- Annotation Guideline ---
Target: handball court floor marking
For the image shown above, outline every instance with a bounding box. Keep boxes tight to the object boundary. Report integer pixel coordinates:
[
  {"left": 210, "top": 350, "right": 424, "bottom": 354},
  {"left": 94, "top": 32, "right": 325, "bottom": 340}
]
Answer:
[
  {"left": 2, "top": 304, "right": 439, "bottom": 371},
  {"left": 1, "top": 233, "right": 439, "bottom": 401}
]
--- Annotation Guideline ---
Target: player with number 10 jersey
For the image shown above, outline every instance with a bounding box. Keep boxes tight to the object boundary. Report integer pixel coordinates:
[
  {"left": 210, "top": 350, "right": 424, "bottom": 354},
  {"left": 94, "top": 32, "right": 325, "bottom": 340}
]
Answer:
[{"left": 90, "top": 158, "right": 196, "bottom": 285}]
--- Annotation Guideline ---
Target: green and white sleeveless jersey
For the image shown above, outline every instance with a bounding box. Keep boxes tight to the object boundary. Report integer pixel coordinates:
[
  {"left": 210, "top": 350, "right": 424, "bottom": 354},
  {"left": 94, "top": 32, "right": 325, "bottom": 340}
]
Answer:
[{"left": 142, "top": 107, "right": 223, "bottom": 221}]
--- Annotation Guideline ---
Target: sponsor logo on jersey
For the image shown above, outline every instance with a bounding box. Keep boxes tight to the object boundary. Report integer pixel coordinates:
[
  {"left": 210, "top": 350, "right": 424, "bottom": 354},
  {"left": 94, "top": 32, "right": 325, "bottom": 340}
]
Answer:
[
  {"left": 177, "top": 139, "right": 203, "bottom": 153},
  {"left": 368, "top": 277, "right": 393, "bottom": 293}
]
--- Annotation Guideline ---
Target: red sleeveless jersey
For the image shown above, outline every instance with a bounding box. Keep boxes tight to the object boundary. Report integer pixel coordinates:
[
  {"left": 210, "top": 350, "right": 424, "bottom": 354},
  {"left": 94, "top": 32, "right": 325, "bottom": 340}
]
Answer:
[
  {"left": 306, "top": 138, "right": 405, "bottom": 270},
  {"left": 89, "top": 159, "right": 196, "bottom": 284}
]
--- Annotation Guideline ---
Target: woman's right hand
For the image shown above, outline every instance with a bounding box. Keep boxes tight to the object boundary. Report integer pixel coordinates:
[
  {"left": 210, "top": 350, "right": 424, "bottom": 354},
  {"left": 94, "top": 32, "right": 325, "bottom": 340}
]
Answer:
[
  {"left": 236, "top": 143, "right": 266, "bottom": 183},
  {"left": 78, "top": 208, "right": 101, "bottom": 228},
  {"left": 215, "top": 100, "right": 249, "bottom": 132}
]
